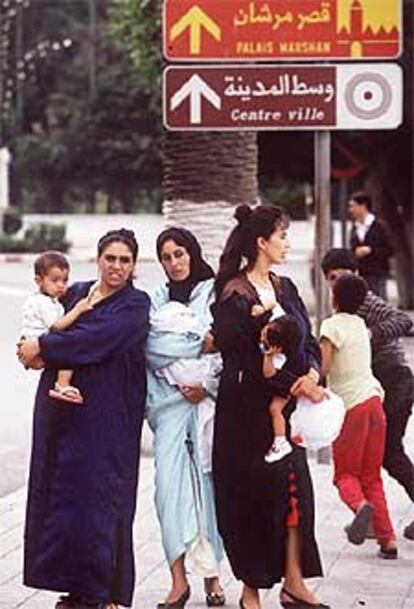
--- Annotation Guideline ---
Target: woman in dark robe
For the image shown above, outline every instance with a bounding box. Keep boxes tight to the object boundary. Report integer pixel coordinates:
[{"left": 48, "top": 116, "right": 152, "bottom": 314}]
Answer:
[
  {"left": 212, "top": 205, "right": 330, "bottom": 609},
  {"left": 17, "top": 229, "right": 150, "bottom": 609}
]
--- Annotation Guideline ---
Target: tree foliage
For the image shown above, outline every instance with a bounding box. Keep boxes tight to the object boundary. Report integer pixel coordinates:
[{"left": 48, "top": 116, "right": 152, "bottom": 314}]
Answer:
[
  {"left": 8, "top": 0, "right": 162, "bottom": 212},
  {"left": 109, "top": 0, "right": 162, "bottom": 87}
]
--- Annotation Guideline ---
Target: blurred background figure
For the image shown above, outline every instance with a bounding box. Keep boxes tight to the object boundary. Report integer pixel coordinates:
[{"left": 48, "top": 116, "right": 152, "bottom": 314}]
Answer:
[{"left": 348, "top": 191, "right": 394, "bottom": 300}]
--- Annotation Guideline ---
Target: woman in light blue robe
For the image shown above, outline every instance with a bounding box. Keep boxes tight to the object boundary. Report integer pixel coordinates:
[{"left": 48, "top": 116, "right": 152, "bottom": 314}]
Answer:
[{"left": 146, "top": 228, "right": 225, "bottom": 609}]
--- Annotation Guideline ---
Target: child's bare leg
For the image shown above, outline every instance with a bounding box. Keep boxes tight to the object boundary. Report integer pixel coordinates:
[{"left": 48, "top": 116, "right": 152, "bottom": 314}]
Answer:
[
  {"left": 265, "top": 397, "right": 292, "bottom": 463},
  {"left": 269, "top": 396, "right": 288, "bottom": 437},
  {"left": 49, "top": 370, "right": 84, "bottom": 404},
  {"left": 56, "top": 369, "right": 75, "bottom": 389}
]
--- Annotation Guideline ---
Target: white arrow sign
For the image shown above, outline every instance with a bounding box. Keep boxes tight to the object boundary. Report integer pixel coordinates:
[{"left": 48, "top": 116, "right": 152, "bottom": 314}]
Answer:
[{"left": 170, "top": 74, "right": 221, "bottom": 124}]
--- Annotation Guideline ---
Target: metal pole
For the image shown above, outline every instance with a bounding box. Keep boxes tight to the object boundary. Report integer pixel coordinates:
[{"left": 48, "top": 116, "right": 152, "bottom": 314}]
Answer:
[
  {"left": 314, "top": 131, "right": 332, "bottom": 465},
  {"left": 314, "top": 131, "right": 331, "bottom": 333},
  {"left": 339, "top": 177, "right": 348, "bottom": 247}
]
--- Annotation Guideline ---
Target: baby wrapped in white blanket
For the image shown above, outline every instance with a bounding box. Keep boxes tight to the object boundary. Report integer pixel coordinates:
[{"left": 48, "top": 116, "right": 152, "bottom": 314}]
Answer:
[{"left": 150, "top": 301, "right": 222, "bottom": 473}]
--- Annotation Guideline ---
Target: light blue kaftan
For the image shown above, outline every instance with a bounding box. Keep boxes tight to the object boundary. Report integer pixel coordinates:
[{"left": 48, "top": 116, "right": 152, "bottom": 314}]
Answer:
[{"left": 146, "top": 278, "right": 224, "bottom": 570}]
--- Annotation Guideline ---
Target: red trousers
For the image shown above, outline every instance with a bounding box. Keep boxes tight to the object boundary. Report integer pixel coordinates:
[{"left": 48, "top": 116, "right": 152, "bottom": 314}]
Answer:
[{"left": 333, "top": 396, "right": 395, "bottom": 543}]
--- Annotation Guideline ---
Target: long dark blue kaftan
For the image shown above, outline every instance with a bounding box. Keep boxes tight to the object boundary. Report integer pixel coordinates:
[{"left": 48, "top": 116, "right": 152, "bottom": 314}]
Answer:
[{"left": 24, "top": 281, "right": 150, "bottom": 607}]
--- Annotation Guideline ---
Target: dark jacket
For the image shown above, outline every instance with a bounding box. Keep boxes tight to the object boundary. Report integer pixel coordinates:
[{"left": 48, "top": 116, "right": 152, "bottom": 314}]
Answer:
[{"left": 350, "top": 217, "right": 393, "bottom": 279}]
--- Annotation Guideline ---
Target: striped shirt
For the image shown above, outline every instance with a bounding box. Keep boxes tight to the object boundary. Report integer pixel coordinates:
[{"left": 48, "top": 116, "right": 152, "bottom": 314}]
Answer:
[{"left": 357, "top": 291, "right": 412, "bottom": 368}]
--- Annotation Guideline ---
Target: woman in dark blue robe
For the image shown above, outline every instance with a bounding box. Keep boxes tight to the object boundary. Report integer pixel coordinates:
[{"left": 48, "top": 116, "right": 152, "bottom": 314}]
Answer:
[{"left": 17, "top": 229, "right": 150, "bottom": 609}]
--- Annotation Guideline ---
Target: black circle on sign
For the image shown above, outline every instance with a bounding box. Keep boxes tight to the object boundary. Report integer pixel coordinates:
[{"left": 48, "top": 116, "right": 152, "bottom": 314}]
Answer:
[{"left": 344, "top": 72, "right": 392, "bottom": 120}]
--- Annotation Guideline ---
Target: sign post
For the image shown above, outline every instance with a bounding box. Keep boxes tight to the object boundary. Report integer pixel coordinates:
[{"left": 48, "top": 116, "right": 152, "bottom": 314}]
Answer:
[{"left": 314, "top": 132, "right": 332, "bottom": 333}]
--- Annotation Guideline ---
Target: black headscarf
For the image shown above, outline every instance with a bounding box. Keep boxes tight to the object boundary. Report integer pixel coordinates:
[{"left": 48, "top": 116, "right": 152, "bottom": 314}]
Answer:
[{"left": 156, "top": 227, "right": 215, "bottom": 303}]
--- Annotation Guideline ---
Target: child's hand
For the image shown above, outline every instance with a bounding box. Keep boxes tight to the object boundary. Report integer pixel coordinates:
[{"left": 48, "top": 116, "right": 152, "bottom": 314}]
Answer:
[
  {"left": 251, "top": 297, "right": 276, "bottom": 317},
  {"left": 74, "top": 297, "right": 94, "bottom": 314},
  {"left": 203, "top": 330, "right": 217, "bottom": 353},
  {"left": 261, "top": 344, "right": 279, "bottom": 357},
  {"left": 179, "top": 383, "right": 207, "bottom": 404},
  {"left": 261, "top": 296, "right": 276, "bottom": 312},
  {"left": 251, "top": 304, "right": 266, "bottom": 317}
]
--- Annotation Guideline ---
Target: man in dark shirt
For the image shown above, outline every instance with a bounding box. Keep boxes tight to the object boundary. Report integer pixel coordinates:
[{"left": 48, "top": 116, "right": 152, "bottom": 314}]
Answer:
[
  {"left": 322, "top": 248, "right": 414, "bottom": 541},
  {"left": 348, "top": 191, "right": 394, "bottom": 299}
]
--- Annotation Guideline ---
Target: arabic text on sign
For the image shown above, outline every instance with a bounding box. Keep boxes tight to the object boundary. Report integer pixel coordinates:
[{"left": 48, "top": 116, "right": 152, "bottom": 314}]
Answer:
[
  {"left": 233, "top": 1, "right": 331, "bottom": 31},
  {"left": 223, "top": 74, "right": 335, "bottom": 102}
]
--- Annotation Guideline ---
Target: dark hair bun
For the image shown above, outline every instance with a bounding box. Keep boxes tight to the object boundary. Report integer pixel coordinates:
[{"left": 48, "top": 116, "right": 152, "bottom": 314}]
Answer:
[
  {"left": 97, "top": 228, "right": 139, "bottom": 261},
  {"left": 234, "top": 204, "right": 252, "bottom": 226}
]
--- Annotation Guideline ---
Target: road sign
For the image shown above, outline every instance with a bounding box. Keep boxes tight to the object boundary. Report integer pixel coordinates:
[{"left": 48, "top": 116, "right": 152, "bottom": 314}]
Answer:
[
  {"left": 164, "top": 63, "right": 402, "bottom": 131},
  {"left": 164, "top": 0, "right": 402, "bottom": 62}
]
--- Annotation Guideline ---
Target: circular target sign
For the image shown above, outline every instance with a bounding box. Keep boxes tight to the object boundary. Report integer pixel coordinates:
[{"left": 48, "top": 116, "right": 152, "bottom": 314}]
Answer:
[{"left": 344, "top": 73, "right": 393, "bottom": 120}]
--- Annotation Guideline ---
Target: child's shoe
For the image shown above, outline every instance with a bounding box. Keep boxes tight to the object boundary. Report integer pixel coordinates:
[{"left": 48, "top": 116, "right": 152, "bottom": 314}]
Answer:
[
  {"left": 378, "top": 539, "right": 398, "bottom": 559},
  {"left": 49, "top": 383, "right": 84, "bottom": 405},
  {"left": 345, "top": 501, "right": 374, "bottom": 545},
  {"left": 403, "top": 520, "right": 414, "bottom": 540},
  {"left": 264, "top": 437, "right": 292, "bottom": 463}
]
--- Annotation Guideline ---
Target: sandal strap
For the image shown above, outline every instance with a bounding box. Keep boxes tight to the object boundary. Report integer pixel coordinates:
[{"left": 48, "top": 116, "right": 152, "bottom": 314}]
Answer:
[
  {"left": 58, "top": 385, "right": 81, "bottom": 396},
  {"left": 281, "top": 588, "right": 303, "bottom": 603}
]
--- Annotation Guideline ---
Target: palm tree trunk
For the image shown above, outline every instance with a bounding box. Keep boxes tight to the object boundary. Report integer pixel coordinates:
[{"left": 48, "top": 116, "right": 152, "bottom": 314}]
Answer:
[{"left": 162, "top": 131, "right": 258, "bottom": 266}]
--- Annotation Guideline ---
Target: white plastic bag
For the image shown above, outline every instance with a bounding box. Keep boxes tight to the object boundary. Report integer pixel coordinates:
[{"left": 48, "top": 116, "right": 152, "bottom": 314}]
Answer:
[{"left": 290, "top": 390, "right": 346, "bottom": 450}]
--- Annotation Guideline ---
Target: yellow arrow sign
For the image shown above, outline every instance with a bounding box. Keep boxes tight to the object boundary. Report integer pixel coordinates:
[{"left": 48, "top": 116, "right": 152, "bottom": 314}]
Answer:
[{"left": 170, "top": 5, "right": 221, "bottom": 55}]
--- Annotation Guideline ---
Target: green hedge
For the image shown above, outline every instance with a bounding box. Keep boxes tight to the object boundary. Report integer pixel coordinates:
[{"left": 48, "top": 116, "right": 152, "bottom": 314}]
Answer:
[
  {"left": 24, "top": 223, "right": 71, "bottom": 253},
  {"left": 0, "top": 222, "right": 71, "bottom": 253},
  {"left": 0, "top": 236, "right": 31, "bottom": 253}
]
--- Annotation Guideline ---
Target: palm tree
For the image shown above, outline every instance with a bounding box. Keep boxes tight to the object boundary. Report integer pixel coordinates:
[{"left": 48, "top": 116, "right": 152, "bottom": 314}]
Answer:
[
  {"left": 113, "top": 1, "right": 259, "bottom": 264},
  {"left": 163, "top": 131, "right": 258, "bottom": 265}
]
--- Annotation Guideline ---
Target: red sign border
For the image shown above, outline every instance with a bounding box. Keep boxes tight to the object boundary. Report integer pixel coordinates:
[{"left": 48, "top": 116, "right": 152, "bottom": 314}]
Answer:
[{"left": 162, "top": 0, "right": 403, "bottom": 62}]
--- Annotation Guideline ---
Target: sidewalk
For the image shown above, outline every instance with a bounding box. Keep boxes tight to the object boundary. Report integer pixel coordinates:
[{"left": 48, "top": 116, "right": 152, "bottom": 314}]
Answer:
[{"left": 1, "top": 423, "right": 413, "bottom": 609}]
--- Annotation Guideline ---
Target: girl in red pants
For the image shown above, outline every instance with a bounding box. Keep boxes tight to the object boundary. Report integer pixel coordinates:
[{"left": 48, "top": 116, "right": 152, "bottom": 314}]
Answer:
[{"left": 320, "top": 274, "right": 397, "bottom": 559}]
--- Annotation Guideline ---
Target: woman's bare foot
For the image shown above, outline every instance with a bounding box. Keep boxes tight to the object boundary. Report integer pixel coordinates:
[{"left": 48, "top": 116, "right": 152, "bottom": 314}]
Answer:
[
  {"left": 240, "top": 585, "right": 260, "bottom": 609},
  {"left": 204, "top": 576, "right": 223, "bottom": 595},
  {"left": 161, "top": 556, "right": 189, "bottom": 605},
  {"left": 205, "top": 577, "right": 225, "bottom": 606},
  {"left": 281, "top": 582, "right": 320, "bottom": 605},
  {"left": 164, "top": 585, "right": 189, "bottom": 603}
]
